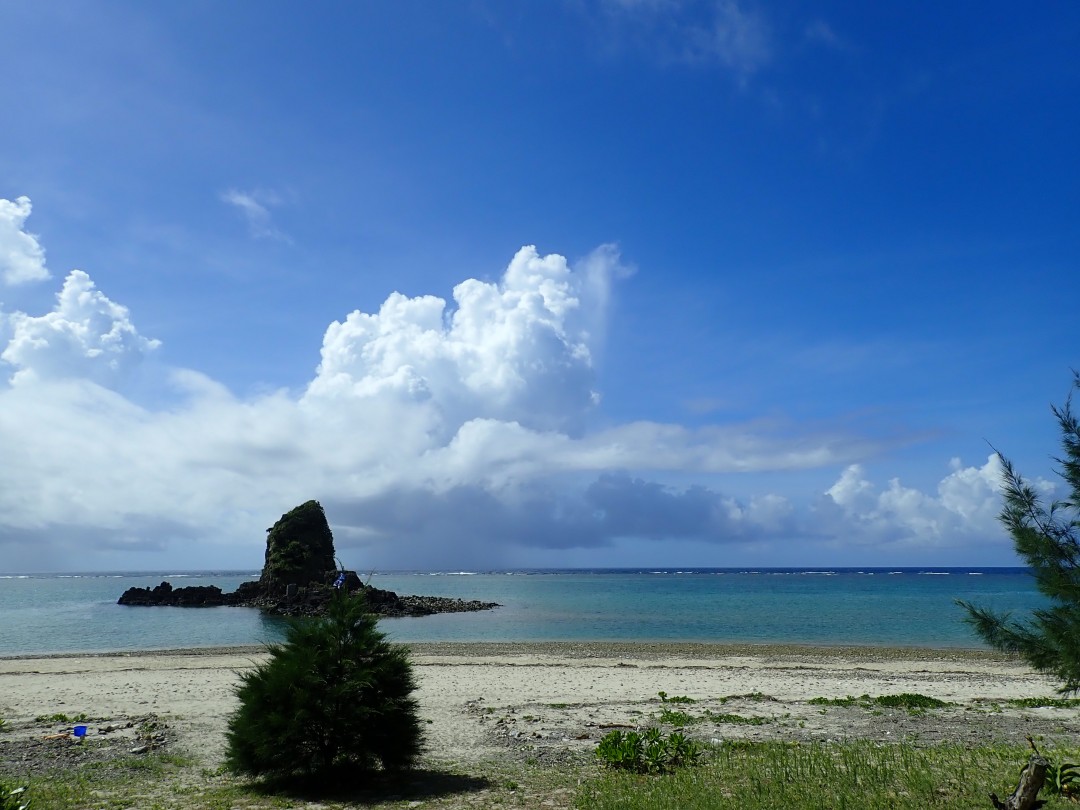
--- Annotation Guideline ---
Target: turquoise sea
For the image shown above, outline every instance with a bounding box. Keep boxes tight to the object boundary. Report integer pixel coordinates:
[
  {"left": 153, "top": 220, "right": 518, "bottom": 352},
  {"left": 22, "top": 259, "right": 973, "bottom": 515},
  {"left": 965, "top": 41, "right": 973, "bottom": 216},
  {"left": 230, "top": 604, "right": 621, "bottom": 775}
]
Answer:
[{"left": 0, "top": 568, "right": 1046, "bottom": 656}]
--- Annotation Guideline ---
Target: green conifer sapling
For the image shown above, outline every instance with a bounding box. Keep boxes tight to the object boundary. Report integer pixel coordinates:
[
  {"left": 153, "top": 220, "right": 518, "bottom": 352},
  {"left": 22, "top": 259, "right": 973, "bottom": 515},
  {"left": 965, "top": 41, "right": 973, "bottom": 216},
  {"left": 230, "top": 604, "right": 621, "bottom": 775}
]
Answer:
[
  {"left": 225, "top": 589, "right": 423, "bottom": 780},
  {"left": 960, "top": 372, "right": 1080, "bottom": 691}
]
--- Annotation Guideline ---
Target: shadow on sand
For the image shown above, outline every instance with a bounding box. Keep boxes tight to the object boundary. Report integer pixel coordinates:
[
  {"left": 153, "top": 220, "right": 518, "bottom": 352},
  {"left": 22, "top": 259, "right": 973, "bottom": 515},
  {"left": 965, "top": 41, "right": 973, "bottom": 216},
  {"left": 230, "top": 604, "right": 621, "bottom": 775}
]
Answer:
[{"left": 249, "top": 767, "right": 496, "bottom": 805}]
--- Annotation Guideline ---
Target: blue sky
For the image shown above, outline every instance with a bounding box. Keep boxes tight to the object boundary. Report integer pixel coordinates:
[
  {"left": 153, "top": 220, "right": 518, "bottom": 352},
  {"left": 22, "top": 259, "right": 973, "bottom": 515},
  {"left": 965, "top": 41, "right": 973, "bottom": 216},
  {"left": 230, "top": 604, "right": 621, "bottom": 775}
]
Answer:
[{"left": 0, "top": 1, "right": 1077, "bottom": 572}]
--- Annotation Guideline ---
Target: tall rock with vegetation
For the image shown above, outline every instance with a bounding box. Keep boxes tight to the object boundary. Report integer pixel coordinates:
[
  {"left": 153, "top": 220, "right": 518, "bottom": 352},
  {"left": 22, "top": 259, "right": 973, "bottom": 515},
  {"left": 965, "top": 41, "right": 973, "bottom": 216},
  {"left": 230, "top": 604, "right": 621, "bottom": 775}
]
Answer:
[
  {"left": 119, "top": 499, "right": 499, "bottom": 618},
  {"left": 260, "top": 500, "right": 337, "bottom": 592}
]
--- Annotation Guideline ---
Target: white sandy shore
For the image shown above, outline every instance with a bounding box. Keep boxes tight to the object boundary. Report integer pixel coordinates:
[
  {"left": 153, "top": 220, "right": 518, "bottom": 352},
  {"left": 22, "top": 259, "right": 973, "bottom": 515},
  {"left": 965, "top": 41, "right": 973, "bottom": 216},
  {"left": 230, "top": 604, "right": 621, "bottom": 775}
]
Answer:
[{"left": 0, "top": 643, "right": 1062, "bottom": 767}]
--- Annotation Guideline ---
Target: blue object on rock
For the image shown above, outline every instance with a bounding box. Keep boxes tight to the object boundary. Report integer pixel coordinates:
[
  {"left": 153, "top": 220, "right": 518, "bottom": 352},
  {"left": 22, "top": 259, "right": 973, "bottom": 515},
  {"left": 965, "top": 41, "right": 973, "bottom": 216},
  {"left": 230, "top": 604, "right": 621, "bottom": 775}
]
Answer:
[{"left": 73, "top": 725, "right": 87, "bottom": 737}]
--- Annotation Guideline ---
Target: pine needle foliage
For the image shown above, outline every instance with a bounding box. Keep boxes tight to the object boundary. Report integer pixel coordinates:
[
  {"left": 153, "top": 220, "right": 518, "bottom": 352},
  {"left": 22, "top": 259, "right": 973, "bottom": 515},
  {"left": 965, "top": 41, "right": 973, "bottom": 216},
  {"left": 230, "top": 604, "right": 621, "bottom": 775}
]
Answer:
[
  {"left": 959, "top": 372, "right": 1080, "bottom": 691},
  {"left": 225, "top": 589, "right": 423, "bottom": 781}
]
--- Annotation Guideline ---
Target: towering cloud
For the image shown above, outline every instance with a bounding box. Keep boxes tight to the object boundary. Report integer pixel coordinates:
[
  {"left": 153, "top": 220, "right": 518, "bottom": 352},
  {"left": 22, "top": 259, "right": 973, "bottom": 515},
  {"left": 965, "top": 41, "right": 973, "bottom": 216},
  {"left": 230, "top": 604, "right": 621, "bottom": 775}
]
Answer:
[{"left": 306, "top": 245, "right": 616, "bottom": 434}]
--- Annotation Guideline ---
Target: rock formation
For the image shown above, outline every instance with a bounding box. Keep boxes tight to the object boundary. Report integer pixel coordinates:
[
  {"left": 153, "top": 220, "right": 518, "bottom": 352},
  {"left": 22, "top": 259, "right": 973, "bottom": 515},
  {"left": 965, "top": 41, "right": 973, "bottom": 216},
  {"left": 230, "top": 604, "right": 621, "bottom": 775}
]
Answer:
[
  {"left": 259, "top": 500, "right": 336, "bottom": 593},
  {"left": 118, "top": 500, "right": 499, "bottom": 618},
  {"left": 116, "top": 581, "right": 230, "bottom": 607}
]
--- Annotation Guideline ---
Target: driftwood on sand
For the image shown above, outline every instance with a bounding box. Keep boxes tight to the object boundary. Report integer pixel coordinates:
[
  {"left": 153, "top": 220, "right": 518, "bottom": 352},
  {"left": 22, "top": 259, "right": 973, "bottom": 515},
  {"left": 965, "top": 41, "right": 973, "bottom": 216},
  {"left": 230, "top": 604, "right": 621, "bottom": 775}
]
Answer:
[{"left": 989, "top": 739, "right": 1050, "bottom": 810}]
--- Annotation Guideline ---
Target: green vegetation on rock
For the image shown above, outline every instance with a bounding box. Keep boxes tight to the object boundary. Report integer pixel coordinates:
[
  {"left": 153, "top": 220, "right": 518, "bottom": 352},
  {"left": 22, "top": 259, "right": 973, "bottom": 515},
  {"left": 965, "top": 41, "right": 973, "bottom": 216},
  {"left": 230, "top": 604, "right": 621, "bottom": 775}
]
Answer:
[{"left": 259, "top": 499, "right": 337, "bottom": 591}]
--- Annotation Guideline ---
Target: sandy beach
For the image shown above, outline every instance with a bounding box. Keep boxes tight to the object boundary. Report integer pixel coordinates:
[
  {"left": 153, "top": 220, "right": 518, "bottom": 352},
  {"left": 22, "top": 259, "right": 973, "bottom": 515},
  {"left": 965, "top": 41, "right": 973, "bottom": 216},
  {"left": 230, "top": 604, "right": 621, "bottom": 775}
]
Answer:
[{"left": 1, "top": 642, "right": 1073, "bottom": 778}]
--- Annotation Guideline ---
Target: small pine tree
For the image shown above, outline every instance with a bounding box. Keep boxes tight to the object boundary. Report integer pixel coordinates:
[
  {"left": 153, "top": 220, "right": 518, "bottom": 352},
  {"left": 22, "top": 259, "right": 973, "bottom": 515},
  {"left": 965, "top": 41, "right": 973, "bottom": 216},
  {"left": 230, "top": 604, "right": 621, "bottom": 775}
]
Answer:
[
  {"left": 225, "top": 590, "right": 423, "bottom": 780},
  {"left": 960, "top": 372, "right": 1080, "bottom": 691}
]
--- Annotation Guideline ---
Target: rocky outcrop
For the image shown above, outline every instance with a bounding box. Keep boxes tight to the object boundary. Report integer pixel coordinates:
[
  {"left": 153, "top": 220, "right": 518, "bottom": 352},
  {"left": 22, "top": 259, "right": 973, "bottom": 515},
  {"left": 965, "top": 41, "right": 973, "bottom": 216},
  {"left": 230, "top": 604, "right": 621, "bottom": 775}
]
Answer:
[
  {"left": 118, "top": 501, "right": 500, "bottom": 618},
  {"left": 117, "top": 579, "right": 500, "bottom": 617},
  {"left": 352, "top": 585, "right": 500, "bottom": 618},
  {"left": 259, "top": 500, "right": 336, "bottom": 594},
  {"left": 117, "top": 582, "right": 230, "bottom": 607}
]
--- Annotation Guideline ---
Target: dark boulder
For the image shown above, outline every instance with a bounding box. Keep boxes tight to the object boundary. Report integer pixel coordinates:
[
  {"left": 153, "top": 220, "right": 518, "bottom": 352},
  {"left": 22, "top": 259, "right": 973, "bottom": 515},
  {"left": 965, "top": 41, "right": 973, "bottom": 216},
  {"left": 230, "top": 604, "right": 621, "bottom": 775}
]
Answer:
[
  {"left": 363, "top": 586, "right": 500, "bottom": 617},
  {"left": 118, "top": 582, "right": 229, "bottom": 607}
]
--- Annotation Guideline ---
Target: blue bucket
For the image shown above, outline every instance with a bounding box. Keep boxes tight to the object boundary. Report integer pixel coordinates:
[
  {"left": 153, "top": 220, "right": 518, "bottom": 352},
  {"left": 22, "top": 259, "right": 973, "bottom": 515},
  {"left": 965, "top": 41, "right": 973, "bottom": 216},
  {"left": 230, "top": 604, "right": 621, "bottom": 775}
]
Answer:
[{"left": 73, "top": 725, "right": 87, "bottom": 738}]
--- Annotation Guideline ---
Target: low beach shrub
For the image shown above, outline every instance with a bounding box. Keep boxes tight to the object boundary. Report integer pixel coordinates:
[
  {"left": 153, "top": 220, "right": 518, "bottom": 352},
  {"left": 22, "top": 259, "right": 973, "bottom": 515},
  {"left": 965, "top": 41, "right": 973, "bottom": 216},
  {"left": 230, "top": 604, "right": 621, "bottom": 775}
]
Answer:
[
  {"left": 719, "top": 692, "right": 775, "bottom": 703},
  {"left": 225, "top": 590, "right": 422, "bottom": 782},
  {"left": 808, "top": 693, "right": 949, "bottom": 711},
  {"left": 1006, "top": 696, "right": 1080, "bottom": 709},
  {"left": 33, "top": 713, "right": 87, "bottom": 725},
  {"left": 657, "top": 691, "right": 696, "bottom": 704},
  {"left": 596, "top": 728, "right": 703, "bottom": 774},
  {"left": 658, "top": 708, "right": 701, "bottom": 727},
  {"left": 873, "top": 693, "right": 949, "bottom": 710},
  {"left": 808, "top": 695, "right": 866, "bottom": 707},
  {"left": 1044, "top": 759, "right": 1080, "bottom": 797},
  {"left": 0, "top": 782, "right": 29, "bottom": 810}
]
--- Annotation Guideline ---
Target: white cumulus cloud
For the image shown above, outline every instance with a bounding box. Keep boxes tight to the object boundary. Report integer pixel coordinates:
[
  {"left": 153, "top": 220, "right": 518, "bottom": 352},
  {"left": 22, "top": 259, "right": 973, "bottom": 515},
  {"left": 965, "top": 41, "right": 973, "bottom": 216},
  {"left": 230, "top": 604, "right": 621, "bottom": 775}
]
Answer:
[
  {"left": 0, "top": 196, "right": 50, "bottom": 285},
  {"left": 1, "top": 269, "right": 160, "bottom": 386},
  {"left": 0, "top": 215, "right": 1017, "bottom": 570},
  {"left": 819, "top": 455, "right": 1006, "bottom": 548},
  {"left": 306, "top": 245, "right": 616, "bottom": 434}
]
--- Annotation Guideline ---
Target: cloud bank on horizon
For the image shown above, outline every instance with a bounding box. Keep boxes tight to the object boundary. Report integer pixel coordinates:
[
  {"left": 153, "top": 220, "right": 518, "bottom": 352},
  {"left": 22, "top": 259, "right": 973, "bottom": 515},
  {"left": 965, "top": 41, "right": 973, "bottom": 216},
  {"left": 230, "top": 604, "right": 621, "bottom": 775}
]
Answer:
[{"left": 0, "top": 199, "right": 1017, "bottom": 571}]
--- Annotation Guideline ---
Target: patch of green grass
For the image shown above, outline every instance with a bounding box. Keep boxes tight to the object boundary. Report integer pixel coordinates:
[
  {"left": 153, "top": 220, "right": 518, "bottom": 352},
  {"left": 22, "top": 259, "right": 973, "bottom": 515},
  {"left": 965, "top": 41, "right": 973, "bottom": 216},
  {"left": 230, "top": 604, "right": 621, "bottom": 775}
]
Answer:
[
  {"left": 807, "top": 693, "right": 950, "bottom": 712},
  {"left": 658, "top": 691, "right": 696, "bottom": 704},
  {"left": 809, "top": 695, "right": 866, "bottom": 707},
  {"left": 18, "top": 750, "right": 517, "bottom": 809},
  {"left": 124, "top": 752, "right": 197, "bottom": 775},
  {"left": 705, "top": 712, "right": 768, "bottom": 726},
  {"left": 872, "top": 693, "right": 950, "bottom": 710},
  {"left": 33, "top": 712, "right": 89, "bottom": 725},
  {"left": 1006, "top": 696, "right": 1080, "bottom": 709},
  {"left": 719, "top": 692, "right": 776, "bottom": 703},
  {"left": 577, "top": 740, "right": 1080, "bottom": 810},
  {"left": 15, "top": 734, "right": 1080, "bottom": 810},
  {"left": 657, "top": 708, "right": 702, "bottom": 726}
]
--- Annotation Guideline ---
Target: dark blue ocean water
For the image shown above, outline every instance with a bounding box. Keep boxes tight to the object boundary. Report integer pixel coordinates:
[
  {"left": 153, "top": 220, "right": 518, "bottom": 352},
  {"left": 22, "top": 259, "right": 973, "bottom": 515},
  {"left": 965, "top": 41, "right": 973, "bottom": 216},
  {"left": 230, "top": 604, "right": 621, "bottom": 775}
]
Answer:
[{"left": 0, "top": 568, "right": 1046, "bottom": 656}]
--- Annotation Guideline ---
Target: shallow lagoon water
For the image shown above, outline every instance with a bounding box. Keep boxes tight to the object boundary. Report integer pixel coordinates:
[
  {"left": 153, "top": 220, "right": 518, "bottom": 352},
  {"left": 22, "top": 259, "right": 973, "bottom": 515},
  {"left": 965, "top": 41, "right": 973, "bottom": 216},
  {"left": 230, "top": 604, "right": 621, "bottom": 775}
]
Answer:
[{"left": 0, "top": 568, "right": 1043, "bottom": 656}]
